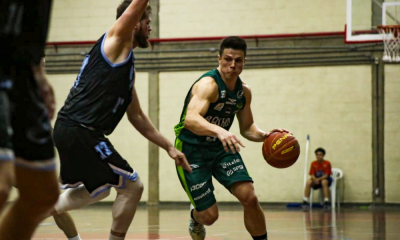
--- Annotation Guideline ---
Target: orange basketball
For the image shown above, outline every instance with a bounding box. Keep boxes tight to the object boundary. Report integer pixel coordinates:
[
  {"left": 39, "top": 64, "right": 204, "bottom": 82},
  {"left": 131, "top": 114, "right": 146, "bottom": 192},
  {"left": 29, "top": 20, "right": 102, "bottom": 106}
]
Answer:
[{"left": 262, "top": 132, "right": 300, "bottom": 168}]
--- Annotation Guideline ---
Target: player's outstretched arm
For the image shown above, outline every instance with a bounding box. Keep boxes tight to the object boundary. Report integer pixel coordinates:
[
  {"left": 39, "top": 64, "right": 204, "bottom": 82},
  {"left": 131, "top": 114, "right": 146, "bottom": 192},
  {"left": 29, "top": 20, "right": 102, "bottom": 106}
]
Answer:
[
  {"left": 237, "top": 84, "right": 286, "bottom": 142},
  {"left": 185, "top": 77, "right": 245, "bottom": 153},
  {"left": 104, "top": 0, "right": 149, "bottom": 63},
  {"left": 127, "top": 86, "right": 192, "bottom": 172}
]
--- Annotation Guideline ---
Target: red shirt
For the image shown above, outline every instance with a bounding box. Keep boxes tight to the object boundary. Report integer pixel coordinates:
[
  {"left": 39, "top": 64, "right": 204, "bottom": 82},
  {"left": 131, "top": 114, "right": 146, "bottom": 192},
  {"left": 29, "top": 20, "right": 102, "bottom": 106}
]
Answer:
[{"left": 309, "top": 160, "right": 332, "bottom": 178}]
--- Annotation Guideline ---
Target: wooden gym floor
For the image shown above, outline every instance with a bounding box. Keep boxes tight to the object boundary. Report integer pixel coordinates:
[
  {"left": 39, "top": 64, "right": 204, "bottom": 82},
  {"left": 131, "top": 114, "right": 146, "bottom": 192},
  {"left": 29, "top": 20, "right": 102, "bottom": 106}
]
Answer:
[{"left": 32, "top": 204, "right": 400, "bottom": 240}]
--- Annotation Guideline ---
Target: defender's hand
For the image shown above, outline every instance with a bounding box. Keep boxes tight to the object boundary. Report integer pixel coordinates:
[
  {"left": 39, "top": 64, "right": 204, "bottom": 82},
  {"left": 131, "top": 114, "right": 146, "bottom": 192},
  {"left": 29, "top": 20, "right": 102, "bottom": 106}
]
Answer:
[
  {"left": 32, "top": 64, "right": 56, "bottom": 120},
  {"left": 168, "top": 147, "right": 192, "bottom": 172},
  {"left": 264, "top": 128, "right": 290, "bottom": 139},
  {"left": 217, "top": 129, "right": 245, "bottom": 154},
  {"left": 39, "top": 82, "right": 56, "bottom": 120}
]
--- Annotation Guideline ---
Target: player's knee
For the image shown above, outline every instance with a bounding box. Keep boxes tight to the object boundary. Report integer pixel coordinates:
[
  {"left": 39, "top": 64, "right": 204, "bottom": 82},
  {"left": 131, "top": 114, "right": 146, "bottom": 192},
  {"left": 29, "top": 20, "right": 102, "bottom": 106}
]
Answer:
[
  {"left": 119, "top": 179, "right": 144, "bottom": 200},
  {"left": 307, "top": 179, "right": 313, "bottom": 186},
  {"left": 137, "top": 181, "right": 144, "bottom": 195},
  {"left": 199, "top": 210, "right": 219, "bottom": 226},
  {"left": 240, "top": 192, "right": 259, "bottom": 208},
  {"left": 321, "top": 179, "right": 329, "bottom": 186},
  {"left": 97, "top": 188, "right": 112, "bottom": 200},
  {"left": 129, "top": 180, "right": 144, "bottom": 198}
]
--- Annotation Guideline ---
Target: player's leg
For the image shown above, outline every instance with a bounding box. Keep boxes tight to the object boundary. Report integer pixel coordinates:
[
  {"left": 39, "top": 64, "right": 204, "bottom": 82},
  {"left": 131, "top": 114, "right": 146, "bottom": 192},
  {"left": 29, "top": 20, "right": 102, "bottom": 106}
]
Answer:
[
  {"left": 109, "top": 176, "right": 143, "bottom": 239},
  {"left": 0, "top": 67, "right": 60, "bottom": 239},
  {"left": 52, "top": 118, "right": 122, "bottom": 239},
  {"left": 302, "top": 178, "right": 314, "bottom": 209},
  {"left": 321, "top": 179, "right": 331, "bottom": 209},
  {"left": 191, "top": 203, "right": 219, "bottom": 226},
  {"left": 0, "top": 91, "right": 14, "bottom": 214},
  {"left": 175, "top": 140, "right": 216, "bottom": 240},
  {"left": 0, "top": 163, "right": 59, "bottom": 240},
  {"left": 213, "top": 151, "right": 266, "bottom": 240},
  {"left": 321, "top": 179, "right": 330, "bottom": 199},
  {"left": 52, "top": 185, "right": 111, "bottom": 239},
  {"left": 53, "top": 212, "right": 79, "bottom": 239},
  {"left": 0, "top": 161, "right": 13, "bottom": 213},
  {"left": 304, "top": 178, "right": 314, "bottom": 200},
  {"left": 231, "top": 181, "right": 267, "bottom": 240}
]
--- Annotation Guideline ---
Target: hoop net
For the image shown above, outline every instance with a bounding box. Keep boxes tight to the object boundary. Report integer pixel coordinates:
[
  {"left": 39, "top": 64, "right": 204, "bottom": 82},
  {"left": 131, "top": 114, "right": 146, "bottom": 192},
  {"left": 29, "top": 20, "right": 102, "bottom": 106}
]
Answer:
[{"left": 378, "top": 25, "right": 400, "bottom": 62}]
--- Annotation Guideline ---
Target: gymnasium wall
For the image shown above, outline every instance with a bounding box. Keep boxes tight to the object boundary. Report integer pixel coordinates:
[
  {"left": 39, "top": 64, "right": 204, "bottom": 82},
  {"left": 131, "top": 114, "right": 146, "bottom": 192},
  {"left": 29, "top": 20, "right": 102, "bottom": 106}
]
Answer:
[
  {"left": 48, "top": 0, "right": 371, "bottom": 41},
  {"left": 39, "top": 0, "right": 400, "bottom": 204},
  {"left": 159, "top": 66, "right": 373, "bottom": 203},
  {"left": 384, "top": 65, "right": 400, "bottom": 204}
]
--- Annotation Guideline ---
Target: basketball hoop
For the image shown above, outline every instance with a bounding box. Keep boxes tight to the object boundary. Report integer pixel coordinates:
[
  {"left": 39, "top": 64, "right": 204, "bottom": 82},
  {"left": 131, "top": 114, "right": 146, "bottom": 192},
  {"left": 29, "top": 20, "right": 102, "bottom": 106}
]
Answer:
[{"left": 378, "top": 25, "right": 400, "bottom": 62}]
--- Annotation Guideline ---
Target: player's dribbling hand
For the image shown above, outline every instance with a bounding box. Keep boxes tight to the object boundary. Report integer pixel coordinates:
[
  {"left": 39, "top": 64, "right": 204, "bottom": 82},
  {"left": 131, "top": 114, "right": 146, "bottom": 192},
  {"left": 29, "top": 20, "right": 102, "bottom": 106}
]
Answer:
[
  {"left": 217, "top": 130, "right": 245, "bottom": 154},
  {"left": 167, "top": 147, "right": 192, "bottom": 172},
  {"left": 264, "top": 128, "right": 290, "bottom": 138}
]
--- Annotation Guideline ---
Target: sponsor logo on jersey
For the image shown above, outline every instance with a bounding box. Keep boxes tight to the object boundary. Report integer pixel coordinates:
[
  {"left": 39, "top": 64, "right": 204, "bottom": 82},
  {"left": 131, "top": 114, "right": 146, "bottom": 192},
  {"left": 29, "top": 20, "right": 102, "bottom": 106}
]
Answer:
[
  {"left": 194, "top": 188, "right": 211, "bottom": 201},
  {"left": 224, "top": 107, "right": 232, "bottom": 115},
  {"left": 205, "top": 116, "right": 231, "bottom": 128},
  {"left": 206, "top": 136, "right": 218, "bottom": 142},
  {"left": 214, "top": 103, "right": 224, "bottom": 111},
  {"left": 190, "top": 164, "right": 200, "bottom": 169},
  {"left": 226, "top": 165, "right": 244, "bottom": 177},
  {"left": 221, "top": 159, "right": 241, "bottom": 169},
  {"left": 221, "top": 90, "right": 226, "bottom": 99},
  {"left": 236, "top": 102, "right": 244, "bottom": 109},
  {"left": 226, "top": 98, "right": 237, "bottom": 105},
  {"left": 237, "top": 90, "right": 244, "bottom": 99},
  {"left": 190, "top": 181, "right": 207, "bottom": 192}
]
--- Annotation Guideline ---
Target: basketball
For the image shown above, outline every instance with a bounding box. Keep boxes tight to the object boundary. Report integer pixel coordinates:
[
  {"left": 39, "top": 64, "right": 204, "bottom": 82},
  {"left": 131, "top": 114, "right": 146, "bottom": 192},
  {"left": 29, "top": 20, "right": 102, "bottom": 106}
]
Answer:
[{"left": 262, "top": 132, "right": 300, "bottom": 168}]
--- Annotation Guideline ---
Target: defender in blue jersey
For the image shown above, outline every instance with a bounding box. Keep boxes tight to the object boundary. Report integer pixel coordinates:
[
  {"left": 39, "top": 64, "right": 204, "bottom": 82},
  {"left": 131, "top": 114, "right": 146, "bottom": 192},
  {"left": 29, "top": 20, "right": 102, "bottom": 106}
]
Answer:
[
  {"left": 49, "top": 1, "right": 191, "bottom": 240},
  {"left": 175, "top": 37, "right": 286, "bottom": 240}
]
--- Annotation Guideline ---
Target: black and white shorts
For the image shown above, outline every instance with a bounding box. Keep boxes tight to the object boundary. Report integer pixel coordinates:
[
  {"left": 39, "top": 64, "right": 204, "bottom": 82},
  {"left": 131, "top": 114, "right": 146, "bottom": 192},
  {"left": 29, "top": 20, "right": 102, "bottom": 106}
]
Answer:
[
  {"left": 53, "top": 119, "right": 138, "bottom": 198},
  {"left": 0, "top": 62, "right": 55, "bottom": 171}
]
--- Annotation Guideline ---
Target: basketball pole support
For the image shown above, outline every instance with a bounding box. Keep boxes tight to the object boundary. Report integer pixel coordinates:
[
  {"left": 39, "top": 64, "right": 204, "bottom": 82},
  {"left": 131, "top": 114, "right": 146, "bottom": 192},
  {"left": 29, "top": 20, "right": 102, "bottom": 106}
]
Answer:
[
  {"left": 148, "top": 0, "right": 160, "bottom": 206},
  {"left": 303, "top": 135, "right": 310, "bottom": 189}
]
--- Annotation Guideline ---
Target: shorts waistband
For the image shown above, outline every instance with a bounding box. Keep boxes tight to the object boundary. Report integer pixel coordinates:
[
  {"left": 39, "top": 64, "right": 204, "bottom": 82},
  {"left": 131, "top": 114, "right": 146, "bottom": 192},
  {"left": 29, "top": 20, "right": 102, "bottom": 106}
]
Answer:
[{"left": 56, "top": 118, "right": 101, "bottom": 133}]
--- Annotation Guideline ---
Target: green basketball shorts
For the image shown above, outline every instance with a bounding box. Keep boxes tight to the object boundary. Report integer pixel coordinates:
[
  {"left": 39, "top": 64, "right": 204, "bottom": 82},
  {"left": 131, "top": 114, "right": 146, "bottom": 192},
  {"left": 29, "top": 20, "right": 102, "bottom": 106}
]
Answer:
[{"left": 175, "top": 138, "right": 253, "bottom": 212}]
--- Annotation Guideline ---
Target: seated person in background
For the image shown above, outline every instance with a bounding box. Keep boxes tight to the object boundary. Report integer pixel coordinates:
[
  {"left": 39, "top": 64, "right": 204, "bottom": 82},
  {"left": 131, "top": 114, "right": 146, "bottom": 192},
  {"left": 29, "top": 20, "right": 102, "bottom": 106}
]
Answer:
[{"left": 302, "top": 148, "right": 332, "bottom": 210}]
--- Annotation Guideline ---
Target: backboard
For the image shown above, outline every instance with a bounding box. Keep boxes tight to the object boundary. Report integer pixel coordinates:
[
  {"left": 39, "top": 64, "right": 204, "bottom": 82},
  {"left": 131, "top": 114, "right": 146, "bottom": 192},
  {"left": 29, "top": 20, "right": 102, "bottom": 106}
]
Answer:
[{"left": 346, "top": 0, "right": 400, "bottom": 43}]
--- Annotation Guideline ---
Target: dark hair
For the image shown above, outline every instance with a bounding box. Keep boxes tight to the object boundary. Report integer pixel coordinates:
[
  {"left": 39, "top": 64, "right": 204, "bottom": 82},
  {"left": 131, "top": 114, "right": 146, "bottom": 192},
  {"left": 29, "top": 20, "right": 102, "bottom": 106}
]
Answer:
[
  {"left": 315, "top": 148, "right": 326, "bottom": 155},
  {"left": 219, "top": 36, "right": 247, "bottom": 57},
  {"left": 116, "top": 0, "right": 152, "bottom": 20}
]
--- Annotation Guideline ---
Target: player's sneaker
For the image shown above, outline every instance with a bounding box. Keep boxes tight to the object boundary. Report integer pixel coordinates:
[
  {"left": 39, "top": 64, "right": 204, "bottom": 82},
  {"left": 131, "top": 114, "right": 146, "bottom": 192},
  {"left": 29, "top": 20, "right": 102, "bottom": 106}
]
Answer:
[
  {"left": 189, "top": 204, "right": 205, "bottom": 240},
  {"left": 302, "top": 201, "right": 310, "bottom": 211},
  {"left": 323, "top": 201, "right": 331, "bottom": 210}
]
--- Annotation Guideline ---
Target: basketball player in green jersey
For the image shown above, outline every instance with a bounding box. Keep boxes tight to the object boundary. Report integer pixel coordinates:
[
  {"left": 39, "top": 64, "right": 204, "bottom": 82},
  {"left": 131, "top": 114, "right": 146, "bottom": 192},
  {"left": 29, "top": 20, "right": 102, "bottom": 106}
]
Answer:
[{"left": 174, "top": 37, "right": 286, "bottom": 240}]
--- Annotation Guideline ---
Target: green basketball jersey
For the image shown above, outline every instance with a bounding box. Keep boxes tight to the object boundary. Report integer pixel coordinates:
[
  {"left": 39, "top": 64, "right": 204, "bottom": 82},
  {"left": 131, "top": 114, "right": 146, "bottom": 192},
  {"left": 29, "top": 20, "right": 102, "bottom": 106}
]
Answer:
[{"left": 174, "top": 69, "right": 246, "bottom": 146}]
